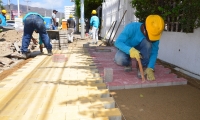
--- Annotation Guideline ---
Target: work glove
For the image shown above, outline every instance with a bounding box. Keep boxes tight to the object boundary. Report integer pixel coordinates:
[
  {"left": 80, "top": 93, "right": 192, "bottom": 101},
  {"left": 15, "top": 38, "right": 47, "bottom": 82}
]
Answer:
[
  {"left": 129, "top": 47, "right": 141, "bottom": 61},
  {"left": 144, "top": 68, "right": 155, "bottom": 81}
]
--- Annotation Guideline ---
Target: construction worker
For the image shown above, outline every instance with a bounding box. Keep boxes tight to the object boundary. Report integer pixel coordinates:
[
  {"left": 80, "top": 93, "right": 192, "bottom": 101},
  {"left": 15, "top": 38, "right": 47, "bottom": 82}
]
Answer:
[
  {"left": 52, "top": 10, "right": 58, "bottom": 30},
  {"left": 114, "top": 15, "right": 164, "bottom": 81},
  {"left": 67, "top": 14, "right": 75, "bottom": 43},
  {"left": 20, "top": 12, "right": 52, "bottom": 59},
  {"left": 0, "top": 9, "right": 7, "bottom": 26},
  {"left": 90, "top": 10, "right": 99, "bottom": 44}
]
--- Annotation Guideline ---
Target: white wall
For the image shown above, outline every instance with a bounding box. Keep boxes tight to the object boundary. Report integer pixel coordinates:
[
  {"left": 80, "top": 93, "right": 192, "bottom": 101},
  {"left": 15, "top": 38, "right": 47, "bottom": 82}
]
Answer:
[
  {"left": 101, "top": 0, "right": 200, "bottom": 76},
  {"left": 101, "top": 0, "right": 138, "bottom": 41},
  {"left": 64, "top": 5, "right": 75, "bottom": 19},
  {"left": 158, "top": 28, "right": 200, "bottom": 75}
]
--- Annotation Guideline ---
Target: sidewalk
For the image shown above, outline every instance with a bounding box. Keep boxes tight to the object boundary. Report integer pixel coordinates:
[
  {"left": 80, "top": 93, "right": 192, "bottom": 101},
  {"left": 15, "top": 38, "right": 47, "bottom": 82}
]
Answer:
[{"left": 0, "top": 36, "right": 121, "bottom": 120}]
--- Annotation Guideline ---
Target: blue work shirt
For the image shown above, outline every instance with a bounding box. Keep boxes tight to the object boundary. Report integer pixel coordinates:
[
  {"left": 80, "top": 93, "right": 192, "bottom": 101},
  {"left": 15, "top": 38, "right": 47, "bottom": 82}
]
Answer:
[
  {"left": 90, "top": 16, "right": 99, "bottom": 28},
  {"left": 0, "top": 14, "right": 7, "bottom": 26},
  {"left": 23, "top": 12, "right": 44, "bottom": 22},
  {"left": 114, "top": 22, "right": 159, "bottom": 69}
]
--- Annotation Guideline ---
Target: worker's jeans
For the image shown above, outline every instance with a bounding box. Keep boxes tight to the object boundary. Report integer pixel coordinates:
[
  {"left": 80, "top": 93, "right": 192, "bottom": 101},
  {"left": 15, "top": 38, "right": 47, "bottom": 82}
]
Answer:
[
  {"left": 114, "top": 38, "right": 152, "bottom": 67},
  {"left": 52, "top": 25, "right": 57, "bottom": 30},
  {"left": 67, "top": 28, "right": 74, "bottom": 42},
  {"left": 21, "top": 14, "right": 52, "bottom": 54},
  {"left": 92, "top": 27, "right": 98, "bottom": 43}
]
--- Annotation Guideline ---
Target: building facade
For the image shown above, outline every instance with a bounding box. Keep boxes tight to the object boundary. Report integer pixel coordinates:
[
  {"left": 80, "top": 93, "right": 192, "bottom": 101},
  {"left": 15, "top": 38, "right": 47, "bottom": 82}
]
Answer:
[{"left": 64, "top": 5, "right": 75, "bottom": 20}]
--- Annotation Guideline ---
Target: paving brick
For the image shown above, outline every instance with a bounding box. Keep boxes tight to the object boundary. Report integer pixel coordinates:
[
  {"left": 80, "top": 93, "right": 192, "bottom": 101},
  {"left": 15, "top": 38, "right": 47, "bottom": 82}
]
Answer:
[
  {"left": 89, "top": 83, "right": 107, "bottom": 89},
  {"left": 104, "top": 68, "right": 113, "bottom": 82},
  {"left": 157, "top": 81, "right": 173, "bottom": 87},
  {"left": 90, "top": 97, "right": 115, "bottom": 109},
  {"left": 52, "top": 106, "right": 79, "bottom": 113},
  {"left": 141, "top": 82, "right": 158, "bottom": 88},
  {"left": 125, "top": 84, "right": 142, "bottom": 89},
  {"left": 93, "top": 108, "right": 121, "bottom": 120},
  {"left": 106, "top": 82, "right": 124, "bottom": 90},
  {"left": 80, "top": 117, "right": 109, "bottom": 120},
  {"left": 78, "top": 104, "right": 105, "bottom": 111},
  {"left": 83, "top": 44, "right": 90, "bottom": 48},
  {"left": 65, "top": 111, "right": 94, "bottom": 119},
  {"left": 37, "top": 113, "right": 66, "bottom": 120},
  {"left": 88, "top": 89, "right": 110, "bottom": 98},
  {"left": 52, "top": 54, "right": 67, "bottom": 62}
]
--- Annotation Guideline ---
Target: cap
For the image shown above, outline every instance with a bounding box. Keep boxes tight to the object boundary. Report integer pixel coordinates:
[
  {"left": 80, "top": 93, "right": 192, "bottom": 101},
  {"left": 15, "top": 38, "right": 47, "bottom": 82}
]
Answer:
[
  {"left": 145, "top": 15, "right": 164, "bottom": 41},
  {"left": 53, "top": 10, "right": 58, "bottom": 13},
  {"left": 2, "top": 10, "right": 6, "bottom": 14}
]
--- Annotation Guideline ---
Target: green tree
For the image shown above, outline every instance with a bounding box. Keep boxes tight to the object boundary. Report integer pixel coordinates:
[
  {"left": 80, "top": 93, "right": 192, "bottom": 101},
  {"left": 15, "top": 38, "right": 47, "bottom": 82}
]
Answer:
[
  {"left": 75, "top": 0, "right": 103, "bottom": 19},
  {"left": 131, "top": 0, "right": 200, "bottom": 33},
  {"left": 0, "top": 0, "right": 5, "bottom": 10}
]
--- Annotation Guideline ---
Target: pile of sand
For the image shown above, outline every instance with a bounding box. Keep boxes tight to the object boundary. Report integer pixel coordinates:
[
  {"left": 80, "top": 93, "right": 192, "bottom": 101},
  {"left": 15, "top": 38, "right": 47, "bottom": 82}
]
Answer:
[{"left": 0, "top": 30, "right": 38, "bottom": 42}]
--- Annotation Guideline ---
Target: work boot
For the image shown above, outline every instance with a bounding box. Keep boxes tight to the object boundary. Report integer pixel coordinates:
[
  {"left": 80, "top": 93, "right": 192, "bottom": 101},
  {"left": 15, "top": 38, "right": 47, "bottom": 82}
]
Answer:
[
  {"left": 20, "top": 52, "right": 30, "bottom": 59},
  {"left": 47, "top": 49, "right": 53, "bottom": 56},
  {"left": 124, "top": 66, "right": 132, "bottom": 72}
]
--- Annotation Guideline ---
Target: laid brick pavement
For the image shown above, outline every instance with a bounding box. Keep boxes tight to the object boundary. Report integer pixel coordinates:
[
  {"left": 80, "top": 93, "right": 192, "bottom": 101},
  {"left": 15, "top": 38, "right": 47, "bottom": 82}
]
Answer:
[{"left": 0, "top": 38, "right": 122, "bottom": 120}]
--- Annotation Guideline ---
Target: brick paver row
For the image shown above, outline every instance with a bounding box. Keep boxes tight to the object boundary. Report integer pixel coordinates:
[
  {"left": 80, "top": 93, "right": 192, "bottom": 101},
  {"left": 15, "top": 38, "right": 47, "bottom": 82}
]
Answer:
[
  {"left": 0, "top": 39, "right": 122, "bottom": 120},
  {"left": 87, "top": 46, "right": 187, "bottom": 90}
]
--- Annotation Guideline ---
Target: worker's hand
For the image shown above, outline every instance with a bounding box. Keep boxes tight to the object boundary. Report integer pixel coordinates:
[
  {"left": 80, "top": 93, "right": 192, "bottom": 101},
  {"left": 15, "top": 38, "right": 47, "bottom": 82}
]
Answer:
[
  {"left": 129, "top": 47, "right": 141, "bottom": 61},
  {"left": 144, "top": 68, "right": 155, "bottom": 81},
  {"left": 32, "top": 38, "right": 38, "bottom": 45}
]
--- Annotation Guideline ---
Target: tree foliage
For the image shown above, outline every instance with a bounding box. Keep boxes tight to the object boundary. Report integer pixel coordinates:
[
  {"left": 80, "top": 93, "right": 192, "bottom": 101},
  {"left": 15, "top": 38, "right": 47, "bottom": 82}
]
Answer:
[
  {"left": 0, "top": 0, "right": 5, "bottom": 10},
  {"left": 131, "top": 0, "right": 200, "bottom": 33},
  {"left": 74, "top": 0, "right": 103, "bottom": 19}
]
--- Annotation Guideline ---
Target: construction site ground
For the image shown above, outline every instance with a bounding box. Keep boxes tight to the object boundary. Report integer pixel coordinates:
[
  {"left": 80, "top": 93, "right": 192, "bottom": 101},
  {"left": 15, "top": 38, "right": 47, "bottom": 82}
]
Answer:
[{"left": 0, "top": 33, "right": 200, "bottom": 120}]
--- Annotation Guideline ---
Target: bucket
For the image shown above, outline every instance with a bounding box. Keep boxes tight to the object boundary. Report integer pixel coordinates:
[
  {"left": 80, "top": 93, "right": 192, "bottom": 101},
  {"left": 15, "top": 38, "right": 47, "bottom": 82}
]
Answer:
[
  {"left": 43, "top": 17, "right": 52, "bottom": 30},
  {"left": 62, "top": 19, "right": 67, "bottom": 30}
]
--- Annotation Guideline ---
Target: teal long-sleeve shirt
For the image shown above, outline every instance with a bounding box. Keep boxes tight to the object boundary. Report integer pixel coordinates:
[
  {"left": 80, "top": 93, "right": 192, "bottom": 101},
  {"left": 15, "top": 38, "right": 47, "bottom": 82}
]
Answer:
[
  {"left": 23, "top": 12, "right": 44, "bottom": 22},
  {"left": 90, "top": 16, "right": 99, "bottom": 28},
  {"left": 0, "top": 14, "right": 7, "bottom": 26},
  {"left": 114, "top": 22, "right": 159, "bottom": 69}
]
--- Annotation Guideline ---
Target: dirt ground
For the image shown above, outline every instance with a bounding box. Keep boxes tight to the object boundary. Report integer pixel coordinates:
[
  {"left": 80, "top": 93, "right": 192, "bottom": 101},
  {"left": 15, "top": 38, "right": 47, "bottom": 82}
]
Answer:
[
  {"left": 111, "top": 60, "right": 200, "bottom": 120},
  {"left": 0, "top": 30, "right": 38, "bottom": 73},
  {"left": 0, "top": 39, "right": 200, "bottom": 120}
]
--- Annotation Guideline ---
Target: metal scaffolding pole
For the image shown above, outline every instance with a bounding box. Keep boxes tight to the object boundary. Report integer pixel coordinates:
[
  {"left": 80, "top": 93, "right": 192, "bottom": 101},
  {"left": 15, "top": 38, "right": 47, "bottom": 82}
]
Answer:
[
  {"left": 17, "top": 0, "right": 20, "bottom": 17},
  {"left": 8, "top": 0, "right": 11, "bottom": 20},
  {"left": 80, "top": 0, "right": 85, "bottom": 39}
]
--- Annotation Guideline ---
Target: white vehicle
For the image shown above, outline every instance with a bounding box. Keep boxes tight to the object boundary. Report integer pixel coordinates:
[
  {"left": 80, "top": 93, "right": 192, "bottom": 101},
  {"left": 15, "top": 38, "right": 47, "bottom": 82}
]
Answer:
[{"left": 6, "top": 20, "right": 15, "bottom": 28}]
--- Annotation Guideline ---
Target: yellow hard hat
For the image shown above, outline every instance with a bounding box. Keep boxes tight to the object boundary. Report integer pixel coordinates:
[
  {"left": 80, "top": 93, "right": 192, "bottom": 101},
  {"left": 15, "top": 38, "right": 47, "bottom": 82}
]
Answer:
[
  {"left": 145, "top": 15, "right": 164, "bottom": 41},
  {"left": 69, "top": 14, "right": 73, "bottom": 18},
  {"left": 2, "top": 10, "right": 7, "bottom": 14},
  {"left": 91, "top": 10, "right": 97, "bottom": 14}
]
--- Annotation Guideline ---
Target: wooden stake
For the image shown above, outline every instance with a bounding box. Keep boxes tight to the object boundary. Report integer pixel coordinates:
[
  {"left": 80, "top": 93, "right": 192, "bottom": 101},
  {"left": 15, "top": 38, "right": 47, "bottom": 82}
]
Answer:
[{"left": 137, "top": 59, "right": 145, "bottom": 82}]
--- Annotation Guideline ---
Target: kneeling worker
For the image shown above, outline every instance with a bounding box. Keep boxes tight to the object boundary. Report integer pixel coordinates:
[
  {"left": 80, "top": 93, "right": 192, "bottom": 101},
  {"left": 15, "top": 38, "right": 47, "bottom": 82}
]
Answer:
[
  {"left": 20, "top": 12, "right": 52, "bottom": 59},
  {"left": 114, "top": 15, "right": 164, "bottom": 81}
]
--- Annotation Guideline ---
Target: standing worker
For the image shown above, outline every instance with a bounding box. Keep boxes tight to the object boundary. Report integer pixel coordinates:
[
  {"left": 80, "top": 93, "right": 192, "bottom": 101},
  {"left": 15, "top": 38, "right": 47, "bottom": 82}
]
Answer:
[
  {"left": 20, "top": 12, "right": 52, "bottom": 59},
  {"left": 67, "top": 14, "right": 75, "bottom": 43},
  {"left": 114, "top": 15, "right": 164, "bottom": 81},
  {"left": 0, "top": 10, "right": 7, "bottom": 26},
  {"left": 90, "top": 10, "right": 99, "bottom": 45},
  {"left": 52, "top": 10, "right": 58, "bottom": 30}
]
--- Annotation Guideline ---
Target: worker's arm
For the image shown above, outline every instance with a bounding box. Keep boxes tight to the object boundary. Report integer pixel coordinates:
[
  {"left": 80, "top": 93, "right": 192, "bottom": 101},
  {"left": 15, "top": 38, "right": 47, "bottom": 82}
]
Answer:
[
  {"left": 31, "top": 36, "right": 38, "bottom": 45},
  {"left": 67, "top": 20, "right": 69, "bottom": 29},
  {"left": 147, "top": 40, "right": 159, "bottom": 70},
  {"left": 53, "top": 18, "right": 56, "bottom": 25},
  {"left": 90, "top": 17, "right": 93, "bottom": 30},
  {"left": 52, "top": 14, "right": 56, "bottom": 25},
  {"left": 114, "top": 23, "right": 133, "bottom": 54}
]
